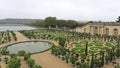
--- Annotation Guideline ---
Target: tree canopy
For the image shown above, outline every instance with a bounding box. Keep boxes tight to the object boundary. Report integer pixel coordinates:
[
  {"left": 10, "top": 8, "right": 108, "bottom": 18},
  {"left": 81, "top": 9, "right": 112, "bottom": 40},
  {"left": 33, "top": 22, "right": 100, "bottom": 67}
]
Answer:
[
  {"left": 28, "top": 17, "right": 85, "bottom": 29},
  {"left": 116, "top": 16, "right": 120, "bottom": 22}
]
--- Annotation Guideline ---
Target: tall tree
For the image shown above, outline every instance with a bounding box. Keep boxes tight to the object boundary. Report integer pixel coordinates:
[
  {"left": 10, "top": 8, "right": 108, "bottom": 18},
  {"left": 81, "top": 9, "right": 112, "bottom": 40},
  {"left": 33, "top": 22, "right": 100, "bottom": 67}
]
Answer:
[
  {"left": 116, "top": 38, "right": 120, "bottom": 58},
  {"left": 59, "top": 37, "right": 66, "bottom": 47},
  {"left": 90, "top": 53, "right": 94, "bottom": 68},
  {"left": 100, "top": 51, "right": 104, "bottom": 67},
  {"left": 45, "top": 17, "right": 57, "bottom": 27},
  {"left": 85, "top": 41, "right": 88, "bottom": 56},
  {"left": 116, "top": 16, "right": 120, "bottom": 22}
]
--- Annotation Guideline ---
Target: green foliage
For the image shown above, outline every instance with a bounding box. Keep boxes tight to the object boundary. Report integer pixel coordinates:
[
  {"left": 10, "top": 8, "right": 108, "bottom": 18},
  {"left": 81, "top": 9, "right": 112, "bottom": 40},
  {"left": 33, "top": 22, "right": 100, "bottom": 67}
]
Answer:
[
  {"left": 20, "top": 28, "right": 120, "bottom": 68},
  {"left": 4, "top": 57, "right": 8, "bottom": 64},
  {"left": 27, "top": 58, "right": 35, "bottom": 67},
  {"left": 105, "top": 43, "right": 113, "bottom": 47},
  {"left": 59, "top": 37, "right": 66, "bottom": 47},
  {"left": 116, "top": 65, "right": 120, "bottom": 68},
  {"left": 24, "top": 52, "right": 31, "bottom": 60},
  {"left": 28, "top": 20, "right": 45, "bottom": 27},
  {"left": 45, "top": 17, "right": 57, "bottom": 27},
  {"left": 18, "top": 50, "right": 25, "bottom": 56},
  {"left": 81, "top": 53, "right": 86, "bottom": 59},
  {"left": 7, "top": 56, "right": 21, "bottom": 68},
  {"left": 90, "top": 54, "right": 94, "bottom": 68},
  {"left": 72, "top": 40, "right": 114, "bottom": 55},
  {"left": 94, "top": 58, "right": 100, "bottom": 67},
  {"left": 0, "top": 48, "right": 9, "bottom": 55},
  {"left": 10, "top": 54, "right": 16, "bottom": 58},
  {"left": 105, "top": 55, "right": 110, "bottom": 64},
  {"left": 116, "top": 48, "right": 120, "bottom": 58},
  {"left": 75, "top": 62, "right": 81, "bottom": 68},
  {"left": 10, "top": 31, "right": 17, "bottom": 41},
  {"left": 116, "top": 16, "right": 120, "bottom": 22},
  {"left": 65, "top": 55, "right": 69, "bottom": 63},
  {"left": 100, "top": 51, "right": 104, "bottom": 66},
  {"left": 70, "top": 56, "right": 78, "bottom": 65},
  {"left": 7, "top": 30, "right": 11, "bottom": 42},
  {"left": 81, "top": 63, "right": 90, "bottom": 68},
  {"left": 33, "top": 65, "right": 42, "bottom": 68},
  {"left": 85, "top": 41, "right": 88, "bottom": 56},
  {"left": 0, "top": 58, "right": 1, "bottom": 62},
  {"left": 0, "top": 37, "right": 2, "bottom": 44},
  {"left": 28, "top": 17, "right": 80, "bottom": 29}
]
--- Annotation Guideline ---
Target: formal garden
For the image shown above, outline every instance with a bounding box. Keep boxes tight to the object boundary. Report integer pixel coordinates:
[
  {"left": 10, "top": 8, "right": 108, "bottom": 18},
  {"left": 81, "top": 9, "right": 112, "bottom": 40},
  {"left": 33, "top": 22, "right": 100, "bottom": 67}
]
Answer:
[
  {"left": 72, "top": 40, "right": 114, "bottom": 55},
  {"left": 19, "top": 28, "right": 120, "bottom": 68},
  {"left": 1, "top": 27, "right": 120, "bottom": 68}
]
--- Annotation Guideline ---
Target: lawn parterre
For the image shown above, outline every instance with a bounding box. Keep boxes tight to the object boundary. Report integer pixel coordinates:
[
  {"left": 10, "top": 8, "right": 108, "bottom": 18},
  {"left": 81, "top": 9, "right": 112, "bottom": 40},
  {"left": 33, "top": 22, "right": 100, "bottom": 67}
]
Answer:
[{"left": 72, "top": 40, "right": 114, "bottom": 55}]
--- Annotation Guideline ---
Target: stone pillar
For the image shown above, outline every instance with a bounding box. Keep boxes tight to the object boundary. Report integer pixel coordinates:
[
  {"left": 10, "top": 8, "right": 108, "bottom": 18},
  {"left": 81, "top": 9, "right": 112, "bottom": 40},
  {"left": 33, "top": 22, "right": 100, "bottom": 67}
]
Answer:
[
  {"left": 90, "top": 26, "right": 92, "bottom": 34},
  {"left": 98, "top": 26, "right": 99, "bottom": 34},
  {"left": 91, "top": 26, "right": 94, "bottom": 34},
  {"left": 93, "top": 26, "right": 94, "bottom": 34},
  {"left": 99, "top": 26, "right": 101, "bottom": 35}
]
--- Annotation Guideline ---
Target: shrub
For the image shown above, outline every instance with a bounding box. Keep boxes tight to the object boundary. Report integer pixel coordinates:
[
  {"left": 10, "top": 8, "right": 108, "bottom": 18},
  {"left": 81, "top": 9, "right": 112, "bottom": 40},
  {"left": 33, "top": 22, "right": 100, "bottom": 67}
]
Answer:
[
  {"left": 18, "top": 50, "right": 25, "bottom": 56},
  {"left": 27, "top": 58, "right": 35, "bottom": 67},
  {"left": 24, "top": 52, "right": 31, "bottom": 60}
]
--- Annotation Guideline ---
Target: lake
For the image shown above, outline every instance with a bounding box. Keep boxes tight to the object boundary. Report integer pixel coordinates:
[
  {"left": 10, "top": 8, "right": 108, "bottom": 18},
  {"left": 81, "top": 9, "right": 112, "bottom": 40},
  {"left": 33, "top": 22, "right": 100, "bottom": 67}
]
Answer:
[{"left": 0, "top": 26, "right": 35, "bottom": 32}]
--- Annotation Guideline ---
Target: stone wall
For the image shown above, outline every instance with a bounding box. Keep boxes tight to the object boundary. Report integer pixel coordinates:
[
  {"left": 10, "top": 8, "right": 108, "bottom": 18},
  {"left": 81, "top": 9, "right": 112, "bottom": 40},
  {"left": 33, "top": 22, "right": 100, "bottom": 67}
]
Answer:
[{"left": 75, "top": 23, "right": 120, "bottom": 36}]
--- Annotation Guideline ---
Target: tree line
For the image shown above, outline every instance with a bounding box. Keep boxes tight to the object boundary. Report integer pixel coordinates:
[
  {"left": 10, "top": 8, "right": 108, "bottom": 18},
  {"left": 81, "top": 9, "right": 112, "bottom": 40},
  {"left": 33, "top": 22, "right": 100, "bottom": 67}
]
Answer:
[{"left": 27, "top": 17, "right": 85, "bottom": 29}]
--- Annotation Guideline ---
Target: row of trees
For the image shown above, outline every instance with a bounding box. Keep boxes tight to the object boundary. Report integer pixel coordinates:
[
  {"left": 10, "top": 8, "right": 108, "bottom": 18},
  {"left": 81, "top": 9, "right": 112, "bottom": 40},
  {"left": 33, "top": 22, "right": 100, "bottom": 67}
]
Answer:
[
  {"left": 21, "top": 29, "right": 120, "bottom": 44},
  {"left": 20, "top": 29, "right": 120, "bottom": 68},
  {"left": 10, "top": 31, "right": 17, "bottom": 41},
  {"left": 51, "top": 41, "right": 120, "bottom": 68},
  {"left": 28, "top": 17, "right": 85, "bottom": 29},
  {"left": 51, "top": 46, "right": 90, "bottom": 68},
  {"left": 28, "top": 16, "right": 120, "bottom": 29},
  {"left": 45, "top": 17, "right": 79, "bottom": 28},
  {"left": 0, "top": 30, "right": 18, "bottom": 44},
  {"left": 0, "top": 31, "right": 11, "bottom": 44},
  {"left": 18, "top": 50, "right": 42, "bottom": 68},
  {"left": 0, "top": 48, "right": 42, "bottom": 68}
]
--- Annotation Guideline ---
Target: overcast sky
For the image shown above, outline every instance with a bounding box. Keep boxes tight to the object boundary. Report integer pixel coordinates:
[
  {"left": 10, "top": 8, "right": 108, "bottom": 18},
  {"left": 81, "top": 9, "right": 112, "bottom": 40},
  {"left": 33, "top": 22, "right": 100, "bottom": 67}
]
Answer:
[{"left": 0, "top": 0, "right": 120, "bottom": 21}]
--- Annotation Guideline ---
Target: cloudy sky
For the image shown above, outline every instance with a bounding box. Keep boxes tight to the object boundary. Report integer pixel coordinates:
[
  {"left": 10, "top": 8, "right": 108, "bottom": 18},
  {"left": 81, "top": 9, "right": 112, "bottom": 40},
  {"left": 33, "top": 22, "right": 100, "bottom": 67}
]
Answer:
[{"left": 0, "top": 0, "right": 120, "bottom": 21}]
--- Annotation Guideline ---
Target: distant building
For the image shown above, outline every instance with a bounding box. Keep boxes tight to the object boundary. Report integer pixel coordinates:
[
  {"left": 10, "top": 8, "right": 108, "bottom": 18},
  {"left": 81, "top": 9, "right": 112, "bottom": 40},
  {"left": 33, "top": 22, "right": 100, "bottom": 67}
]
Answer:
[{"left": 75, "top": 23, "right": 120, "bottom": 36}]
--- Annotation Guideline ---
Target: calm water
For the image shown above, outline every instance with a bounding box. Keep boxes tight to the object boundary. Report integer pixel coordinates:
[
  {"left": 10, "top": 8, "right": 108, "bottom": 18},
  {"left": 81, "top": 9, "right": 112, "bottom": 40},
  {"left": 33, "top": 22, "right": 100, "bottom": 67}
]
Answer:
[
  {"left": 7, "top": 41, "right": 52, "bottom": 54},
  {"left": 0, "top": 26, "right": 35, "bottom": 32}
]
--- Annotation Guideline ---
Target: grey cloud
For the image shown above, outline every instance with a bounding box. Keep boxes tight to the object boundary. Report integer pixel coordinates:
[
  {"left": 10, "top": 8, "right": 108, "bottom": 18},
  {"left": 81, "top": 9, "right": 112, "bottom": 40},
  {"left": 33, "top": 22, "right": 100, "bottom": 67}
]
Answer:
[{"left": 0, "top": 0, "right": 120, "bottom": 21}]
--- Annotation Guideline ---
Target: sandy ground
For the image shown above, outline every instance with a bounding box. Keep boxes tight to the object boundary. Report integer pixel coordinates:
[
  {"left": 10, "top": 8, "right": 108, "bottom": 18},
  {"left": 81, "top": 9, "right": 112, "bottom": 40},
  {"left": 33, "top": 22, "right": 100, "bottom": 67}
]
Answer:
[
  {"left": 0, "top": 56, "right": 8, "bottom": 68},
  {"left": 16, "top": 32, "right": 72, "bottom": 68},
  {"left": 1, "top": 31, "right": 120, "bottom": 68},
  {"left": 31, "top": 50, "right": 72, "bottom": 68},
  {"left": 0, "top": 32, "right": 29, "bottom": 68},
  {"left": 14, "top": 32, "right": 30, "bottom": 41},
  {"left": 0, "top": 32, "right": 72, "bottom": 68}
]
